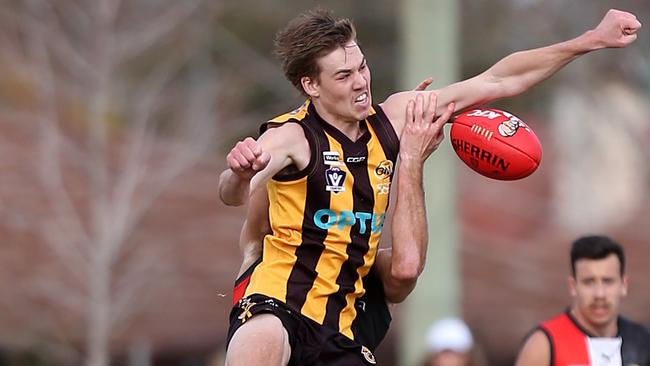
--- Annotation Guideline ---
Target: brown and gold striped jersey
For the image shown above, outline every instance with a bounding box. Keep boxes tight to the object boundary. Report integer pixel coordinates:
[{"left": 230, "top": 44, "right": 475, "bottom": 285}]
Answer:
[{"left": 245, "top": 100, "right": 399, "bottom": 340}]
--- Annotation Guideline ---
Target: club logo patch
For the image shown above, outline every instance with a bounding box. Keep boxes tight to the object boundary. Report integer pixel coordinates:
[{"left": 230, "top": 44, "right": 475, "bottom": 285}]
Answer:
[
  {"left": 374, "top": 160, "right": 393, "bottom": 179},
  {"left": 361, "top": 346, "right": 376, "bottom": 364},
  {"left": 376, "top": 183, "right": 390, "bottom": 195},
  {"left": 323, "top": 151, "right": 342, "bottom": 166},
  {"left": 325, "top": 167, "right": 346, "bottom": 192}
]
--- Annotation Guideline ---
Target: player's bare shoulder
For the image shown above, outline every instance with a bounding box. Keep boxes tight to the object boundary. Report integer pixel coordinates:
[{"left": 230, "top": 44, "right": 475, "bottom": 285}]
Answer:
[
  {"left": 380, "top": 90, "right": 432, "bottom": 136},
  {"left": 255, "top": 121, "right": 311, "bottom": 179},
  {"left": 515, "top": 330, "right": 550, "bottom": 366}
]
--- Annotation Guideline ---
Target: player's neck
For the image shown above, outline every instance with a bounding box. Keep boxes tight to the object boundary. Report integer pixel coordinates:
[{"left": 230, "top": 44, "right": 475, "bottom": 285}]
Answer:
[
  {"left": 570, "top": 308, "right": 618, "bottom": 337},
  {"left": 311, "top": 100, "right": 363, "bottom": 142}
]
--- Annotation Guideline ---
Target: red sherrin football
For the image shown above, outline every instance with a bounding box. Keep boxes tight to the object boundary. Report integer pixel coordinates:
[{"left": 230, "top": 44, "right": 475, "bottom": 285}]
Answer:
[{"left": 450, "top": 108, "right": 542, "bottom": 180}]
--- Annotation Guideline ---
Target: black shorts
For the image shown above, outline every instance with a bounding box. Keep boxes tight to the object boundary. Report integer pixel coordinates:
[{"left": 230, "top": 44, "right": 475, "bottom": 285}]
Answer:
[
  {"left": 227, "top": 293, "right": 378, "bottom": 365},
  {"left": 229, "top": 258, "right": 391, "bottom": 353}
]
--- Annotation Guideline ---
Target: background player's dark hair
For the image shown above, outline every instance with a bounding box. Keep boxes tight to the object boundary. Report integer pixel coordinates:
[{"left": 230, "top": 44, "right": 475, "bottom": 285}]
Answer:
[
  {"left": 570, "top": 235, "right": 625, "bottom": 277},
  {"left": 274, "top": 8, "right": 357, "bottom": 96}
]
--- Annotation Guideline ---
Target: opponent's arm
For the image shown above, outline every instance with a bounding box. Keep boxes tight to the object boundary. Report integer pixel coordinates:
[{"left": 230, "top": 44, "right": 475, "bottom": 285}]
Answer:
[
  {"left": 514, "top": 330, "right": 551, "bottom": 366},
  {"left": 218, "top": 123, "right": 309, "bottom": 206},
  {"left": 382, "top": 9, "right": 641, "bottom": 135},
  {"left": 378, "top": 93, "right": 454, "bottom": 303}
]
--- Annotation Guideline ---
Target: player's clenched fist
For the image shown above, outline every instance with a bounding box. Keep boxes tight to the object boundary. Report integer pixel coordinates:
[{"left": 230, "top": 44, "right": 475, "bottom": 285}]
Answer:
[
  {"left": 592, "top": 9, "right": 642, "bottom": 48},
  {"left": 227, "top": 137, "right": 271, "bottom": 180}
]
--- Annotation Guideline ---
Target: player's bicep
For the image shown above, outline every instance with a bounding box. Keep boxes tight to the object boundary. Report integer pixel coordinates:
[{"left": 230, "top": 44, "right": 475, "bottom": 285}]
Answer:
[
  {"left": 514, "top": 330, "right": 551, "bottom": 366},
  {"left": 435, "top": 74, "right": 502, "bottom": 113}
]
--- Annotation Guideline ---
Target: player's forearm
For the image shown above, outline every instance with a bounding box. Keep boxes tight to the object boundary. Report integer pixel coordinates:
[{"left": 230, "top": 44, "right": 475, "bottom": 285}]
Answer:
[
  {"left": 218, "top": 169, "right": 250, "bottom": 206},
  {"left": 390, "top": 158, "right": 428, "bottom": 281},
  {"left": 375, "top": 248, "right": 417, "bottom": 303},
  {"left": 484, "top": 30, "right": 603, "bottom": 98}
]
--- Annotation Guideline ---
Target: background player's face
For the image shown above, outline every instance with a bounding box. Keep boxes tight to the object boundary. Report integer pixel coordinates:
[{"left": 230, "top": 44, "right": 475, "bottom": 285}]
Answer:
[
  {"left": 308, "top": 40, "right": 372, "bottom": 125},
  {"left": 426, "top": 350, "right": 470, "bottom": 366},
  {"left": 569, "top": 254, "right": 628, "bottom": 331}
]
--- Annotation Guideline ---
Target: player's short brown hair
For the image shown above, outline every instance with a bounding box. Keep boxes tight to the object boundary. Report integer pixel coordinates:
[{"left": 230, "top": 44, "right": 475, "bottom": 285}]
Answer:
[{"left": 274, "top": 8, "right": 357, "bottom": 95}]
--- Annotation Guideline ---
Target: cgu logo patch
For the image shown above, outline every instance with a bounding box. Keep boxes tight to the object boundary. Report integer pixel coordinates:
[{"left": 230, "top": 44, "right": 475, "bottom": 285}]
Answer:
[
  {"left": 313, "top": 209, "right": 385, "bottom": 235},
  {"left": 374, "top": 160, "right": 393, "bottom": 179},
  {"left": 325, "top": 167, "right": 346, "bottom": 192}
]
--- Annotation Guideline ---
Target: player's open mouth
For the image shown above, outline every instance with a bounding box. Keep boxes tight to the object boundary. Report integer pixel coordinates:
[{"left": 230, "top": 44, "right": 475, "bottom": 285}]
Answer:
[{"left": 355, "top": 92, "right": 368, "bottom": 104}]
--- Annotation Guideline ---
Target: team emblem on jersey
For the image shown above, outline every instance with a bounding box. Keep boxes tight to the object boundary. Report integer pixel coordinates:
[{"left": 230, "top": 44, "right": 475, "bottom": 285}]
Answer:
[
  {"left": 376, "top": 183, "right": 390, "bottom": 195},
  {"left": 325, "top": 167, "right": 346, "bottom": 192},
  {"left": 374, "top": 160, "right": 393, "bottom": 179},
  {"left": 237, "top": 298, "right": 256, "bottom": 324},
  {"left": 323, "top": 151, "right": 342, "bottom": 166},
  {"left": 360, "top": 346, "right": 376, "bottom": 364}
]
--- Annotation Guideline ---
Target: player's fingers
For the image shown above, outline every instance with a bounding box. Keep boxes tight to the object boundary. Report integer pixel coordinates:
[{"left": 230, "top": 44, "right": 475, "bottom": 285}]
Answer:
[
  {"left": 238, "top": 145, "right": 258, "bottom": 163},
  {"left": 413, "top": 77, "right": 433, "bottom": 91},
  {"left": 241, "top": 137, "right": 263, "bottom": 157},
  {"left": 252, "top": 152, "right": 271, "bottom": 171},
  {"left": 231, "top": 152, "right": 253, "bottom": 170}
]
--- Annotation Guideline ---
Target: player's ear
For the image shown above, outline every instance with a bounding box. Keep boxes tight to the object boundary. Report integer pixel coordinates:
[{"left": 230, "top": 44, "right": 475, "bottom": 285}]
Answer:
[
  {"left": 568, "top": 275, "right": 577, "bottom": 297},
  {"left": 301, "top": 76, "right": 319, "bottom": 98},
  {"left": 621, "top": 274, "right": 629, "bottom": 297}
]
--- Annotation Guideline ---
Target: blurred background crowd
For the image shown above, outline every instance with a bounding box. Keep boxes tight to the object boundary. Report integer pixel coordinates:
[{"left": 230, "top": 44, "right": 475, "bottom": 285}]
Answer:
[{"left": 0, "top": 0, "right": 648, "bottom": 365}]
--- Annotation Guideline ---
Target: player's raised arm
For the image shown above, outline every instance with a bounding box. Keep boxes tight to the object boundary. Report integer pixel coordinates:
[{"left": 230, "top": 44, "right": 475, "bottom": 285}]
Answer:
[
  {"left": 382, "top": 9, "right": 641, "bottom": 132},
  {"left": 218, "top": 123, "right": 309, "bottom": 206}
]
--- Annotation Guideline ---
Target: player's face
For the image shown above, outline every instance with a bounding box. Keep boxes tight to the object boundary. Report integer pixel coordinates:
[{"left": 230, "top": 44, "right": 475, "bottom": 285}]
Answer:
[
  {"left": 569, "top": 254, "right": 628, "bottom": 333},
  {"left": 308, "top": 40, "right": 372, "bottom": 126}
]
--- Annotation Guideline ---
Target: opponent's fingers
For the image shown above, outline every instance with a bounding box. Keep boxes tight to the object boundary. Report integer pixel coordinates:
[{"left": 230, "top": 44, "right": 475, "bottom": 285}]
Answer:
[
  {"left": 413, "top": 94, "right": 425, "bottom": 125},
  {"left": 433, "top": 102, "right": 455, "bottom": 129},
  {"left": 423, "top": 92, "right": 438, "bottom": 124},
  {"left": 405, "top": 99, "right": 415, "bottom": 125}
]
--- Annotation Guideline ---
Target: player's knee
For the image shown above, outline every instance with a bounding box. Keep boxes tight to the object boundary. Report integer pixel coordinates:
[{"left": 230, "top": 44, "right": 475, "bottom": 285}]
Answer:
[{"left": 226, "top": 314, "right": 291, "bottom": 366}]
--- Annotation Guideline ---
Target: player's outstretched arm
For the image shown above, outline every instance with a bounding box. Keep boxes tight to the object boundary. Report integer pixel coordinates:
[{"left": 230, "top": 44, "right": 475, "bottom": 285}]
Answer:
[
  {"left": 382, "top": 9, "right": 641, "bottom": 133},
  {"left": 218, "top": 123, "right": 309, "bottom": 206},
  {"left": 514, "top": 330, "right": 551, "bottom": 366},
  {"left": 378, "top": 93, "right": 454, "bottom": 303}
]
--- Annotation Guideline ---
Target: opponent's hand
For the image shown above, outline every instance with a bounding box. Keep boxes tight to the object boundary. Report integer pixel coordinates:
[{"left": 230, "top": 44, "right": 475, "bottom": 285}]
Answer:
[
  {"left": 592, "top": 9, "right": 641, "bottom": 48},
  {"left": 399, "top": 93, "right": 455, "bottom": 162},
  {"left": 226, "top": 137, "right": 271, "bottom": 180}
]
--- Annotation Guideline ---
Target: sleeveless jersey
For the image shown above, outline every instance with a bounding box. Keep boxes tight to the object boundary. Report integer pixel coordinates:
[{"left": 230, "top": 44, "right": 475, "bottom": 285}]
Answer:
[
  {"left": 244, "top": 100, "right": 399, "bottom": 340},
  {"left": 539, "top": 311, "right": 650, "bottom": 366}
]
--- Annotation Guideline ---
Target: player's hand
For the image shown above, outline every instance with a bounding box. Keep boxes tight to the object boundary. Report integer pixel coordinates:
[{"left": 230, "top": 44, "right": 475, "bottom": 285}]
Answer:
[
  {"left": 413, "top": 77, "right": 433, "bottom": 91},
  {"left": 592, "top": 9, "right": 641, "bottom": 48},
  {"left": 226, "top": 137, "right": 271, "bottom": 180},
  {"left": 399, "top": 93, "right": 455, "bottom": 162}
]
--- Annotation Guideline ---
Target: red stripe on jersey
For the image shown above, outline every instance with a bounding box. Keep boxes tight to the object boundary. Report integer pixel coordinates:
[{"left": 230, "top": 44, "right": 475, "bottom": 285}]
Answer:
[
  {"left": 541, "top": 313, "right": 591, "bottom": 366},
  {"left": 232, "top": 275, "right": 251, "bottom": 306}
]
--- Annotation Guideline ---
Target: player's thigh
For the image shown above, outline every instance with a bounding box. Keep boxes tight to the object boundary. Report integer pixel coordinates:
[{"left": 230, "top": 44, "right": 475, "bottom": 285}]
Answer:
[{"left": 226, "top": 313, "right": 291, "bottom": 366}]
